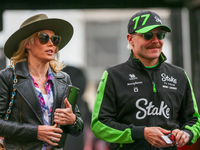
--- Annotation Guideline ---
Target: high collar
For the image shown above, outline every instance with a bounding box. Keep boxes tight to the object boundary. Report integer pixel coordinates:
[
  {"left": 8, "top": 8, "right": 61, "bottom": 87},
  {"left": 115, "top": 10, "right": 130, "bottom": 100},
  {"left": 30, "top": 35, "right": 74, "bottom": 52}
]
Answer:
[{"left": 126, "top": 50, "right": 167, "bottom": 70}]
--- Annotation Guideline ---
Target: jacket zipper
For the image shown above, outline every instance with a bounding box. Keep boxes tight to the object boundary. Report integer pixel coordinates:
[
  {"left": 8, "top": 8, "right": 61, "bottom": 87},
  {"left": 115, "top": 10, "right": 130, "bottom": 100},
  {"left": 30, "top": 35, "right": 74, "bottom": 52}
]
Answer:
[{"left": 120, "top": 143, "right": 123, "bottom": 147}]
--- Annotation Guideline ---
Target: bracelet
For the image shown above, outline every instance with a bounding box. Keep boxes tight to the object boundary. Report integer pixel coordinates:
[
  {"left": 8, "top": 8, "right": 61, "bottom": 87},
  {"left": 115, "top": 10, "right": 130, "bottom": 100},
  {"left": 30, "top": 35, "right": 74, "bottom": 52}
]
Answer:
[
  {"left": 72, "top": 116, "right": 78, "bottom": 126},
  {"left": 184, "top": 131, "right": 190, "bottom": 138}
]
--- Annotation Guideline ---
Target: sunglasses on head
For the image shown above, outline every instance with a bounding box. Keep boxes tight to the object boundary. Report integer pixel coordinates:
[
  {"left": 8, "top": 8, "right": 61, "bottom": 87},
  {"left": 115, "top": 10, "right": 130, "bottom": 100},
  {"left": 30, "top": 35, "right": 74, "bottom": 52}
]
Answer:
[
  {"left": 137, "top": 31, "right": 166, "bottom": 41},
  {"left": 37, "top": 33, "right": 61, "bottom": 46}
]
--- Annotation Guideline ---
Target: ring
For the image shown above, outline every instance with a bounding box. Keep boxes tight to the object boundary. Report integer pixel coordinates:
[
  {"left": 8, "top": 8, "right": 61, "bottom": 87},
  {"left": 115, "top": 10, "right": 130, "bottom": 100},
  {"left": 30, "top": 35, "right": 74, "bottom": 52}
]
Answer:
[
  {"left": 52, "top": 137, "right": 54, "bottom": 142},
  {"left": 56, "top": 112, "right": 59, "bottom": 116}
]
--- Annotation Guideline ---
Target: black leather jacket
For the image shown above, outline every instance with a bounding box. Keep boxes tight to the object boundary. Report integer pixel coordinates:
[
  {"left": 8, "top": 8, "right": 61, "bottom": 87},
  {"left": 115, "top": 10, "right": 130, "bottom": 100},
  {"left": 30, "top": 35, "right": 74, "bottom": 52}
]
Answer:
[{"left": 0, "top": 61, "right": 84, "bottom": 150}]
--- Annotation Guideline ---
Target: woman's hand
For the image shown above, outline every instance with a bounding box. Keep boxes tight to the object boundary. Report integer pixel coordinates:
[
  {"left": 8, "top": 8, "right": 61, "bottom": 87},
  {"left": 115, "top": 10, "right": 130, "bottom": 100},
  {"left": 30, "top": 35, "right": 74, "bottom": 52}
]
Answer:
[
  {"left": 37, "top": 124, "right": 63, "bottom": 146},
  {"left": 54, "top": 98, "right": 76, "bottom": 125}
]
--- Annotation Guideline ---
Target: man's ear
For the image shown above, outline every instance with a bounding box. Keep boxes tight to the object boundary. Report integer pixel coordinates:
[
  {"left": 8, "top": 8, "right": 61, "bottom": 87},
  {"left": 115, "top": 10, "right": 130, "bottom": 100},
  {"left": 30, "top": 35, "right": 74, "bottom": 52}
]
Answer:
[{"left": 127, "top": 34, "right": 134, "bottom": 46}]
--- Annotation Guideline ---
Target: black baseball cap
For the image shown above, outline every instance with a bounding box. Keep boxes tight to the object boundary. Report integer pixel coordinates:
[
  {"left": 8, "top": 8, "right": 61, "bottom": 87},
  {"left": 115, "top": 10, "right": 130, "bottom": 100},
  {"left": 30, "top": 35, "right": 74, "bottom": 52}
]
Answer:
[{"left": 128, "top": 10, "right": 171, "bottom": 34}]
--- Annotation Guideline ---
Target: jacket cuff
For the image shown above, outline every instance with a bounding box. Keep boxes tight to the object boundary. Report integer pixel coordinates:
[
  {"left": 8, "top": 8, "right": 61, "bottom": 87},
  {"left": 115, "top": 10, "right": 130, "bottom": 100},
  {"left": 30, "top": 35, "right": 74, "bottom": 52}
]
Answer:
[
  {"left": 183, "top": 129, "right": 193, "bottom": 145},
  {"left": 131, "top": 126, "right": 145, "bottom": 140}
]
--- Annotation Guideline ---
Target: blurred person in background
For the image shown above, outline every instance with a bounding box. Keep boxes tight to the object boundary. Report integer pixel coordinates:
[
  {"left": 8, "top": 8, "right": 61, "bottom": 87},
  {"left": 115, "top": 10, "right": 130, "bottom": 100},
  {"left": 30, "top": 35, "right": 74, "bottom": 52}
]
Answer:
[{"left": 63, "top": 66, "right": 109, "bottom": 150}]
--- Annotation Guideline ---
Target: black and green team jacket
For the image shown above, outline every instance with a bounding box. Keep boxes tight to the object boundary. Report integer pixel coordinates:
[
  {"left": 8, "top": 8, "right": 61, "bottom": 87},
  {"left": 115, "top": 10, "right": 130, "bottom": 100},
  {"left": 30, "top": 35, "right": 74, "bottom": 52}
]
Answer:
[{"left": 91, "top": 52, "right": 200, "bottom": 150}]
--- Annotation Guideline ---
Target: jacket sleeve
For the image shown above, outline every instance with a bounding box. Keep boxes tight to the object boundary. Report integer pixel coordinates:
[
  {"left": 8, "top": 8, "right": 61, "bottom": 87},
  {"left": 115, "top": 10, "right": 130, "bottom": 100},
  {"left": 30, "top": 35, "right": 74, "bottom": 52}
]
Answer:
[
  {"left": 61, "top": 73, "right": 84, "bottom": 136},
  {"left": 66, "top": 105, "right": 84, "bottom": 136},
  {"left": 178, "top": 71, "right": 200, "bottom": 144},
  {"left": 91, "top": 70, "right": 135, "bottom": 144}
]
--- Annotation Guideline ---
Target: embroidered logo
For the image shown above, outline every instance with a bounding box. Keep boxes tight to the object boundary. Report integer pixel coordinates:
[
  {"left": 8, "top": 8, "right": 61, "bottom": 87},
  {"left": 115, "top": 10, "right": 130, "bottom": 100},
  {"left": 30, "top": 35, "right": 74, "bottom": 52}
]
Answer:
[
  {"left": 129, "top": 74, "right": 138, "bottom": 80},
  {"left": 133, "top": 87, "right": 139, "bottom": 92},
  {"left": 161, "top": 73, "right": 177, "bottom": 84},
  {"left": 155, "top": 16, "right": 162, "bottom": 24},
  {"left": 135, "top": 98, "right": 170, "bottom": 120},
  {"left": 161, "top": 73, "right": 177, "bottom": 90}
]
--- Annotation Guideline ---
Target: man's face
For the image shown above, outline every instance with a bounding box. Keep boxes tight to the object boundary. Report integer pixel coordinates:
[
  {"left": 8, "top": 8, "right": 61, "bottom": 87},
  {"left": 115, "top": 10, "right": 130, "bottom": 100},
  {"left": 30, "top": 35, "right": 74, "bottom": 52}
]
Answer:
[{"left": 128, "top": 27, "right": 164, "bottom": 66}]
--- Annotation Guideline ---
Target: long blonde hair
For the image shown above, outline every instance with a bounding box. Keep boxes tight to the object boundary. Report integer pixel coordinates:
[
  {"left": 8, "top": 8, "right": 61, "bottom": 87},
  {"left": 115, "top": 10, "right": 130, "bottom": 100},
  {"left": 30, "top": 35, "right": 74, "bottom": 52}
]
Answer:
[{"left": 10, "top": 32, "right": 65, "bottom": 72}]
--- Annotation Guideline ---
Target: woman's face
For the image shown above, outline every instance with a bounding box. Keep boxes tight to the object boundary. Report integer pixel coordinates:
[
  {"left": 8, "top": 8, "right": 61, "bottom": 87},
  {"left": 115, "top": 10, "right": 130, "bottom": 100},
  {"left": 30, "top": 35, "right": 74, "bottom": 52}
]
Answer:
[{"left": 26, "top": 30, "right": 57, "bottom": 63}]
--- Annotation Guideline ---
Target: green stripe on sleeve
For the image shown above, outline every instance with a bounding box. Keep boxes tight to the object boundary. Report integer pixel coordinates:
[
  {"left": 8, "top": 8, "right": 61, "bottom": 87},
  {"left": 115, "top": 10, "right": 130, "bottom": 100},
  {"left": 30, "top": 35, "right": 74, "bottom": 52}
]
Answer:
[
  {"left": 91, "top": 70, "right": 134, "bottom": 144},
  {"left": 184, "top": 71, "right": 200, "bottom": 143}
]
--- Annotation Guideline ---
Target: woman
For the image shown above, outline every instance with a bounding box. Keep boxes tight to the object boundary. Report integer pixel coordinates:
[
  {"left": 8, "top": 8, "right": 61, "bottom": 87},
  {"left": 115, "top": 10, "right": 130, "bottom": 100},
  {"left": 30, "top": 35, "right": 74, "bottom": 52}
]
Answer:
[{"left": 0, "top": 14, "right": 84, "bottom": 150}]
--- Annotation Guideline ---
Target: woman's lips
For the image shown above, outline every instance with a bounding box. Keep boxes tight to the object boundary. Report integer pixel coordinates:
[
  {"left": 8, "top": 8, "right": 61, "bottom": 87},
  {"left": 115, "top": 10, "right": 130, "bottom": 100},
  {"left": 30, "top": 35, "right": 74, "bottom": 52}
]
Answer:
[{"left": 45, "top": 49, "right": 53, "bottom": 54}]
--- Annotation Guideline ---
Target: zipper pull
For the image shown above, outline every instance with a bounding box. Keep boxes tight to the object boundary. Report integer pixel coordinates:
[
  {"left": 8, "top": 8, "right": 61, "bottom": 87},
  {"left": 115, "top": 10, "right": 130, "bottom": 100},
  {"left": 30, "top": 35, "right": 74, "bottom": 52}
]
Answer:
[
  {"left": 153, "top": 82, "right": 157, "bottom": 93},
  {"left": 120, "top": 143, "right": 123, "bottom": 147}
]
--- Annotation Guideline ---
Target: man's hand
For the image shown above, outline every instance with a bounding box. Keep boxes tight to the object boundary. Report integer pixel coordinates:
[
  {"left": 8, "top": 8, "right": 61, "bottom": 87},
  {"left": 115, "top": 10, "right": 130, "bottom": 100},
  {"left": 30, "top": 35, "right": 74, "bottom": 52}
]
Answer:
[
  {"left": 144, "top": 127, "right": 173, "bottom": 147},
  {"left": 172, "top": 129, "right": 190, "bottom": 147},
  {"left": 54, "top": 98, "right": 76, "bottom": 125}
]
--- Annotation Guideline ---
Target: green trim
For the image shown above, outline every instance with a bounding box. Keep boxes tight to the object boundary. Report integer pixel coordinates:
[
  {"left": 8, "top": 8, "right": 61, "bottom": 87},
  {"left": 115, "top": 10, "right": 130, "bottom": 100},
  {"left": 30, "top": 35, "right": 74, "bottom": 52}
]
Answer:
[
  {"left": 135, "top": 25, "right": 171, "bottom": 33},
  {"left": 132, "top": 52, "right": 136, "bottom": 59},
  {"left": 145, "top": 61, "right": 159, "bottom": 68},
  {"left": 160, "top": 53, "right": 165, "bottom": 61},
  {"left": 131, "top": 52, "right": 140, "bottom": 62},
  {"left": 91, "top": 71, "right": 134, "bottom": 144},
  {"left": 184, "top": 71, "right": 200, "bottom": 143}
]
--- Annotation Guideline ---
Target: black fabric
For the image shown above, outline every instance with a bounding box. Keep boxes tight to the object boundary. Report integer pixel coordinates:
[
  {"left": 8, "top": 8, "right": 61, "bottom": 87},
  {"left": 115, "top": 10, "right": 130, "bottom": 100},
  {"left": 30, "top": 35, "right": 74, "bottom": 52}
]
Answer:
[
  {"left": 127, "top": 10, "right": 171, "bottom": 34},
  {"left": 131, "top": 126, "right": 145, "bottom": 140},
  {"left": 0, "top": 61, "right": 84, "bottom": 150},
  {"left": 94, "top": 52, "right": 198, "bottom": 150}
]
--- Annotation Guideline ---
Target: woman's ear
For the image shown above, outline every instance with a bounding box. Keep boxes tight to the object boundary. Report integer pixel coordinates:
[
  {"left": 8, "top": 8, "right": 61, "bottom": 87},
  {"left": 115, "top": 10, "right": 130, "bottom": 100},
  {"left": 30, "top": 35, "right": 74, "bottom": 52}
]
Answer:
[{"left": 25, "top": 42, "right": 31, "bottom": 50}]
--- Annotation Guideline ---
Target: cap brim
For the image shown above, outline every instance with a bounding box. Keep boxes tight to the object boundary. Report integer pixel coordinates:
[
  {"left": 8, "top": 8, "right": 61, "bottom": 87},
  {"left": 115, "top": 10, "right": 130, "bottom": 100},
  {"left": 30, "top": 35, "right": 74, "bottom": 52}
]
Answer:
[
  {"left": 4, "top": 18, "right": 73, "bottom": 59},
  {"left": 135, "top": 25, "right": 171, "bottom": 33}
]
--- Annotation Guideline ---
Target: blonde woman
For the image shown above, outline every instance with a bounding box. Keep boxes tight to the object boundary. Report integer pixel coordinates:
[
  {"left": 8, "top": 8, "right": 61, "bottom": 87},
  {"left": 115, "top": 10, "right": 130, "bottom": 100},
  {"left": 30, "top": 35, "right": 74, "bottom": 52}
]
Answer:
[{"left": 0, "top": 14, "right": 83, "bottom": 150}]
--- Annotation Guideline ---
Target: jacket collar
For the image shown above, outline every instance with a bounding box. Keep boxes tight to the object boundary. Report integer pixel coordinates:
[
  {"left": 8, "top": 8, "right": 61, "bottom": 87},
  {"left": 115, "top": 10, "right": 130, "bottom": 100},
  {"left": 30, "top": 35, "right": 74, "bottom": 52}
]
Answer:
[
  {"left": 15, "top": 61, "right": 29, "bottom": 78},
  {"left": 126, "top": 50, "right": 167, "bottom": 70},
  {"left": 14, "top": 61, "right": 66, "bottom": 79}
]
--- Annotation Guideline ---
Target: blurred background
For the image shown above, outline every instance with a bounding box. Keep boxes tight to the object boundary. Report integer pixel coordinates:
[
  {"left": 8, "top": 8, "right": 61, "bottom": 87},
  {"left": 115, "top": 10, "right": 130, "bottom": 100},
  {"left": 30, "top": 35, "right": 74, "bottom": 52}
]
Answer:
[{"left": 0, "top": 0, "right": 200, "bottom": 150}]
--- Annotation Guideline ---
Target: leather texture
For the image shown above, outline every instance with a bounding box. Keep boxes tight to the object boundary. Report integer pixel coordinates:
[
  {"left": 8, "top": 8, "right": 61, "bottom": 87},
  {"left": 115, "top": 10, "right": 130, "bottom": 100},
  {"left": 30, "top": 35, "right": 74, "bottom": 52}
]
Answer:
[{"left": 0, "top": 61, "right": 84, "bottom": 150}]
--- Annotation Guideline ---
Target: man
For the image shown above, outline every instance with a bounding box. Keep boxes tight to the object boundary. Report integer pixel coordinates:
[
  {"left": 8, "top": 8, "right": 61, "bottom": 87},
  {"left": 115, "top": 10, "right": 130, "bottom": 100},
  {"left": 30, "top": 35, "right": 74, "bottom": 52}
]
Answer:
[{"left": 91, "top": 10, "right": 200, "bottom": 150}]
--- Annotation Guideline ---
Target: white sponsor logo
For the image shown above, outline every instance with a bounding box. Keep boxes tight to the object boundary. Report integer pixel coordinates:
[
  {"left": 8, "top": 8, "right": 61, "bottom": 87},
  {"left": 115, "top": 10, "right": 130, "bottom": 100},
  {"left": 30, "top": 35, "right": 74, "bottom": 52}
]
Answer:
[
  {"left": 127, "top": 81, "right": 143, "bottom": 86},
  {"left": 135, "top": 98, "right": 170, "bottom": 120},
  {"left": 134, "top": 87, "right": 139, "bottom": 92},
  {"left": 162, "top": 85, "right": 177, "bottom": 90},
  {"left": 161, "top": 73, "right": 177, "bottom": 84},
  {"left": 129, "top": 74, "right": 138, "bottom": 80},
  {"left": 155, "top": 16, "right": 162, "bottom": 24}
]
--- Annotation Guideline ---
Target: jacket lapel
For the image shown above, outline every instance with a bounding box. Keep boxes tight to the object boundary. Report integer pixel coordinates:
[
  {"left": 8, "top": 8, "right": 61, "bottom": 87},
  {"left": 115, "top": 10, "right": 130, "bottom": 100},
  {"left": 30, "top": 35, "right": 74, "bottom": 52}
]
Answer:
[
  {"left": 14, "top": 62, "right": 43, "bottom": 124},
  {"left": 51, "top": 71, "right": 69, "bottom": 124},
  {"left": 14, "top": 61, "right": 70, "bottom": 125}
]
